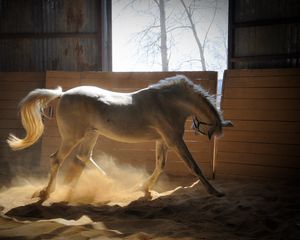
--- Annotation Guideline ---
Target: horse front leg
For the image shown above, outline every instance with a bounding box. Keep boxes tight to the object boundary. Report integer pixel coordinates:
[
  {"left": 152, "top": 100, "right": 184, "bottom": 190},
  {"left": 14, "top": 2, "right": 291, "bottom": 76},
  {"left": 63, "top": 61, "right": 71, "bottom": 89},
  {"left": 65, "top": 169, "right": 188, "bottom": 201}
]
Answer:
[
  {"left": 142, "top": 140, "right": 168, "bottom": 198},
  {"left": 172, "top": 138, "right": 224, "bottom": 197}
]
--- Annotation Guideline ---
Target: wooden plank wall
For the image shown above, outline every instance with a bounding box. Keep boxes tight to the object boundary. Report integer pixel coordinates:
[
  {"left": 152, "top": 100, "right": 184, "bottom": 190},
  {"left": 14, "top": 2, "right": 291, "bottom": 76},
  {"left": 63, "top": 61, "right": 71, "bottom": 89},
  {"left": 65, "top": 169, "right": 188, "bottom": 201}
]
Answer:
[
  {"left": 215, "top": 68, "right": 300, "bottom": 179},
  {"left": 228, "top": 0, "right": 300, "bottom": 69},
  {"left": 0, "top": 0, "right": 111, "bottom": 71},
  {"left": 42, "top": 71, "right": 217, "bottom": 178},
  {"left": 0, "top": 72, "right": 45, "bottom": 184}
]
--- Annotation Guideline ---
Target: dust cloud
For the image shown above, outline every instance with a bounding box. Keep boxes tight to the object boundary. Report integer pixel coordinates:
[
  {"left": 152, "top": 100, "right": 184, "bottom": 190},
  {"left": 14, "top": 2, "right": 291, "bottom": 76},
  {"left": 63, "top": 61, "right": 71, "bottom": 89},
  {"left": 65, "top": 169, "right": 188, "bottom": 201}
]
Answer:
[
  {"left": 0, "top": 155, "right": 299, "bottom": 239},
  {"left": 0, "top": 154, "right": 173, "bottom": 212}
]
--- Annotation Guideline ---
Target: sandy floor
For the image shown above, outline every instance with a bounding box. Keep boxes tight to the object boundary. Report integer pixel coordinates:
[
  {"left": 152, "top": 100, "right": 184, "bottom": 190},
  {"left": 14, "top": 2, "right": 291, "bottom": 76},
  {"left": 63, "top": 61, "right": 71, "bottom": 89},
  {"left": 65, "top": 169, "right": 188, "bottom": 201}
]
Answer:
[{"left": 0, "top": 162, "right": 299, "bottom": 240}]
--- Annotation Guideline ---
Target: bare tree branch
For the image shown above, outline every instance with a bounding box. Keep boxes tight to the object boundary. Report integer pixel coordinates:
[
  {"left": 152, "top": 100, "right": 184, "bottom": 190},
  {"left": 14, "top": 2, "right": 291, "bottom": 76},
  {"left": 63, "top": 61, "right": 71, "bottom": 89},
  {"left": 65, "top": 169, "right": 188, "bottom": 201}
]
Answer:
[
  {"left": 203, "top": 0, "right": 218, "bottom": 51},
  {"left": 179, "top": 0, "right": 206, "bottom": 70},
  {"left": 117, "top": 0, "right": 223, "bottom": 72},
  {"left": 166, "top": 25, "right": 191, "bottom": 33}
]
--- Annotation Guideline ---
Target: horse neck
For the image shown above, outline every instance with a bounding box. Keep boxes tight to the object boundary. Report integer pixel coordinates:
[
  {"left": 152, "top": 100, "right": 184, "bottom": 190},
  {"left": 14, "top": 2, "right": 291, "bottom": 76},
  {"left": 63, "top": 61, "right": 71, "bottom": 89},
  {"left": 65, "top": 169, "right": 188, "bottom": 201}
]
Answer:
[
  {"left": 182, "top": 91, "right": 220, "bottom": 125},
  {"left": 201, "top": 98, "right": 221, "bottom": 125},
  {"left": 158, "top": 84, "right": 220, "bottom": 125}
]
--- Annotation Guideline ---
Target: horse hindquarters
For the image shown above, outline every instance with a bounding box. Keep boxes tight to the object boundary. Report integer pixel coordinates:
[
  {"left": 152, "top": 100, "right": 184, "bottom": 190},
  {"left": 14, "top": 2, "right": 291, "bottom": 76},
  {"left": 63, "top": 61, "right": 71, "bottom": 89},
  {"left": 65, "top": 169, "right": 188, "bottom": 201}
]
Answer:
[{"left": 36, "top": 97, "right": 88, "bottom": 202}]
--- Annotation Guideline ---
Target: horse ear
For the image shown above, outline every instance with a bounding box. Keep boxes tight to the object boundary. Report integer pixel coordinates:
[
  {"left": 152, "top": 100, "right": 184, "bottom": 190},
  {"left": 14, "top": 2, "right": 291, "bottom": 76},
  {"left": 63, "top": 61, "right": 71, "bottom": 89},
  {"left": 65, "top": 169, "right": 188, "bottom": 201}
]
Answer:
[{"left": 222, "top": 120, "right": 233, "bottom": 127}]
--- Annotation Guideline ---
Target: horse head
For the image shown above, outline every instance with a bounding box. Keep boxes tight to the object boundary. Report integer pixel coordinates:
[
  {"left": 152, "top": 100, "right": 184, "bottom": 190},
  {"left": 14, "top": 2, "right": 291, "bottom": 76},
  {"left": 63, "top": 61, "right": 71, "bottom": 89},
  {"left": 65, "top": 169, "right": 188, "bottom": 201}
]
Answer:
[
  {"left": 192, "top": 113, "right": 233, "bottom": 140},
  {"left": 208, "top": 119, "right": 234, "bottom": 139}
]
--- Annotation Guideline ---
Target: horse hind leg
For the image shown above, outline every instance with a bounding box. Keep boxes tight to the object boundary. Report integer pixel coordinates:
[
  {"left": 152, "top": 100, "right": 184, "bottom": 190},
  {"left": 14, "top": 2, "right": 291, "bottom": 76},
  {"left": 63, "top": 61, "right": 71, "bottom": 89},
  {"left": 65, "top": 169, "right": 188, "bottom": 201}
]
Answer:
[
  {"left": 142, "top": 140, "right": 168, "bottom": 198},
  {"left": 64, "top": 130, "right": 100, "bottom": 184},
  {"left": 33, "top": 138, "right": 80, "bottom": 202},
  {"left": 63, "top": 130, "right": 105, "bottom": 200}
]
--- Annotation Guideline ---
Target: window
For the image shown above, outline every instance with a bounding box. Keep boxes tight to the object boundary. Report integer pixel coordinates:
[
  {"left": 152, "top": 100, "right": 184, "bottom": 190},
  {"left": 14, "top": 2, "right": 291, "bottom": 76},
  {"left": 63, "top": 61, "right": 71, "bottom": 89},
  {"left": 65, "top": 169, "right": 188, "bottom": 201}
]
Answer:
[{"left": 112, "top": 0, "right": 228, "bottom": 78}]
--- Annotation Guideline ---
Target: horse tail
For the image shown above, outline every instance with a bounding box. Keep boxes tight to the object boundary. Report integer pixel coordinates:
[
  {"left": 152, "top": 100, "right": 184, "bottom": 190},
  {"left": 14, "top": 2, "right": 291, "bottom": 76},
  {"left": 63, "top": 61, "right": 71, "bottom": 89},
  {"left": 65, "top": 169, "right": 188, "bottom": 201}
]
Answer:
[{"left": 7, "top": 87, "right": 63, "bottom": 151}]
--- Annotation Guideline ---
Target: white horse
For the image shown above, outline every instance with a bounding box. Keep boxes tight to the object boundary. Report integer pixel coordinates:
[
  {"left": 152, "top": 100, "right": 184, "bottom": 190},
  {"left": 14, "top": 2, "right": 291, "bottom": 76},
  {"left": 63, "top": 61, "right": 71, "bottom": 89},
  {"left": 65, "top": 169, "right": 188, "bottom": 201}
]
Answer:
[{"left": 8, "top": 75, "right": 232, "bottom": 202}]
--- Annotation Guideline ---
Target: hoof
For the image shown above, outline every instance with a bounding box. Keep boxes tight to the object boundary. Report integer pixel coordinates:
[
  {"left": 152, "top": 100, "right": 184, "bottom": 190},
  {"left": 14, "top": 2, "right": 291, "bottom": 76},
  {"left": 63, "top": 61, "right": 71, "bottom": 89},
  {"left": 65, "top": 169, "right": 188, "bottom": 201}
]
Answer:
[
  {"left": 143, "top": 190, "right": 153, "bottom": 200},
  {"left": 215, "top": 191, "right": 225, "bottom": 198},
  {"left": 137, "top": 192, "right": 153, "bottom": 201},
  {"left": 208, "top": 188, "right": 225, "bottom": 198},
  {"left": 131, "top": 183, "right": 154, "bottom": 200},
  {"left": 32, "top": 189, "right": 49, "bottom": 202}
]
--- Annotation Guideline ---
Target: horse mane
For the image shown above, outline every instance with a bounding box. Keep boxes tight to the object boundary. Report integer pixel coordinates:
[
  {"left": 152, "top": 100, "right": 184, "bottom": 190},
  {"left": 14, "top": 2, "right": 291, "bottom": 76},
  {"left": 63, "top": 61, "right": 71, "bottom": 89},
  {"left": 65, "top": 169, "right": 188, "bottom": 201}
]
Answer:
[{"left": 150, "top": 75, "right": 218, "bottom": 108}]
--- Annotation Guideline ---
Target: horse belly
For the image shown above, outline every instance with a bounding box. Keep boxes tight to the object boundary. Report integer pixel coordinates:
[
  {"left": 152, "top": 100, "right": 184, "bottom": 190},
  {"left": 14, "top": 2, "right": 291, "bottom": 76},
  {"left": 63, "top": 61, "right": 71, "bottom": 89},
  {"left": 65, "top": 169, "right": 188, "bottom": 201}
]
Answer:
[{"left": 95, "top": 121, "right": 160, "bottom": 143}]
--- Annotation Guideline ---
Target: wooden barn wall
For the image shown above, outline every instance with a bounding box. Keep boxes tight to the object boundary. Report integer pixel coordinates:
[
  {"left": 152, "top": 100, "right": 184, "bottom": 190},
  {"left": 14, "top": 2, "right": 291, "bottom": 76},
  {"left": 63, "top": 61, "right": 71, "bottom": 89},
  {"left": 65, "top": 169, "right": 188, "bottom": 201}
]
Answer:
[
  {"left": 228, "top": 0, "right": 300, "bottom": 69},
  {"left": 42, "top": 71, "right": 218, "bottom": 178},
  {"left": 215, "top": 68, "right": 300, "bottom": 179},
  {"left": 0, "top": 0, "right": 111, "bottom": 71},
  {"left": 0, "top": 72, "right": 45, "bottom": 185}
]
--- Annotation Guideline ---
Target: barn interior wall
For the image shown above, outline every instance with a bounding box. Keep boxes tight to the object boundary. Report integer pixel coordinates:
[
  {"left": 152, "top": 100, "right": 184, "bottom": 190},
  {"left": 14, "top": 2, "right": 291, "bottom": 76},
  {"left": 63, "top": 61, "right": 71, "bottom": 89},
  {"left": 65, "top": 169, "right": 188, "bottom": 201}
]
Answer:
[
  {"left": 228, "top": 0, "right": 300, "bottom": 69},
  {"left": 1, "top": 69, "right": 299, "bottom": 183},
  {"left": 215, "top": 68, "right": 300, "bottom": 179},
  {"left": 1, "top": 1, "right": 300, "bottom": 183},
  {"left": 0, "top": 0, "right": 111, "bottom": 71}
]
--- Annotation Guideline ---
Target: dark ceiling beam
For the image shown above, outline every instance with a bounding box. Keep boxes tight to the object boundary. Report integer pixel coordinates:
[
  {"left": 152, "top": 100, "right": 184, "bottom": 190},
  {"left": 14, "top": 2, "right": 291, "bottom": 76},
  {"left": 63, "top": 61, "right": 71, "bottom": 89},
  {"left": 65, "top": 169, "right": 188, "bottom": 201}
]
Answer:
[
  {"left": 0, "top": 32, "right": 97, "bottom": 39},
  {"left": 233, "top": 16, "right": 300, "bottom": 28}
]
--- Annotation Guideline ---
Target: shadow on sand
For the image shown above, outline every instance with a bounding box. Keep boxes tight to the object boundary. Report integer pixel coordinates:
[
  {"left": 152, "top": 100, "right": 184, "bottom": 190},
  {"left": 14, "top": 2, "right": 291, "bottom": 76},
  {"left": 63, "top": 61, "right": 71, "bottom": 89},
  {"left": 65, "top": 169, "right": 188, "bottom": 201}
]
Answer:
[{"left": 2, "top": 179, "right": 300, "bottom": 240}]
